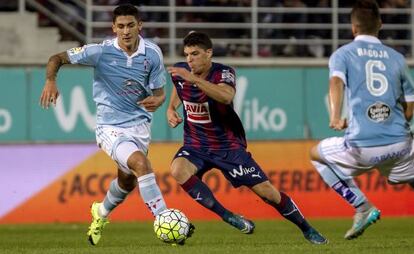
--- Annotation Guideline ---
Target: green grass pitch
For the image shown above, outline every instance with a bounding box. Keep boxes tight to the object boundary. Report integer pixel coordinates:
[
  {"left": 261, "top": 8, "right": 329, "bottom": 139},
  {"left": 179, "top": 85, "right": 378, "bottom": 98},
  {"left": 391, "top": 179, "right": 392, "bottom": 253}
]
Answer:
[{"left": 0, "top": 218, "right": 413, "bottom": 254}]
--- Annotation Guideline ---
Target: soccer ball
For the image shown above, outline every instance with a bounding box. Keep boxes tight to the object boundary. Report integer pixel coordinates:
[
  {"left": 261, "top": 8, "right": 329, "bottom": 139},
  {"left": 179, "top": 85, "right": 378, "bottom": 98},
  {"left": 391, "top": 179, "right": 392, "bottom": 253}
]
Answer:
[{"left": 153, "top": 208, "right": 190, "bottom": 244}]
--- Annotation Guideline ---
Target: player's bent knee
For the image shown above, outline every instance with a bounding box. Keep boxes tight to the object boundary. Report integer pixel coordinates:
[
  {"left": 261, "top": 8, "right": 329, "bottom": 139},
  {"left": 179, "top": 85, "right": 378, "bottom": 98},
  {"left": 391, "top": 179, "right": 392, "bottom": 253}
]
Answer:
[
  {"left": 127, "top": 155, "right": 146, "bottom": 170},
  {"left": 252, "top": 181, "right": 280, "bottom": 203},
  {"left": 128, "top": 156, "right": 151, "bottom": 176},
  {"left": 170, "top": 166, "right": 190, "bottom": 184},
  {"left": 310, "top": 145, "right": 322, "bottom": 162},
  {"left": 170, "top": 159, "right": 195, "bottom": 184}
]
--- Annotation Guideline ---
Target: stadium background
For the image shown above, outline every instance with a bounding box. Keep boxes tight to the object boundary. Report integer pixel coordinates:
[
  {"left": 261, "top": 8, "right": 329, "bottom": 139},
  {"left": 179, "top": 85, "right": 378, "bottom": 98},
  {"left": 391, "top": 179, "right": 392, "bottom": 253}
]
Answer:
[{"left": 1, "top": 0, "right": 413, "bottom": 224}]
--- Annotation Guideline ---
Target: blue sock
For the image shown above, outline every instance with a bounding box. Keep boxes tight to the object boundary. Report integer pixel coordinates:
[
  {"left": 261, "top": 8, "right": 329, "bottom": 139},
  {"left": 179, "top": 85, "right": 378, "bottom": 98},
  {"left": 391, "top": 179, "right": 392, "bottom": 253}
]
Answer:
[
  {"left": 101, "top": 179, "right": 129, "bottom": 217},
  {"left": 312, "top": 160, "right": 368, "bottom": 211},
  {"left": 270, "top": 192, "right": 311, "bottom": 233},
  {"left": 137, "top": 173, "right": 167, "bottom": 216},
  {"left": 181, "top": 175, "right": 231, "bottom": 219}
]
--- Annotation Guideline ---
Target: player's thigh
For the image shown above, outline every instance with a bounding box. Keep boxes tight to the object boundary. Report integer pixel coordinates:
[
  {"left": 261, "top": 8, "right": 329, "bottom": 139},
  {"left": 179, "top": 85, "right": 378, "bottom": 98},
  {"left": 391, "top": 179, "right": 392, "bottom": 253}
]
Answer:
[
  {"left": 318, "top": 137, "right": 372, "bottom": 177},
  {"left": 171, "top": 147, "right": 207, "bottom": 184},
  {"left": 215, "top": 149, "right": 268, "bottom": 188}
]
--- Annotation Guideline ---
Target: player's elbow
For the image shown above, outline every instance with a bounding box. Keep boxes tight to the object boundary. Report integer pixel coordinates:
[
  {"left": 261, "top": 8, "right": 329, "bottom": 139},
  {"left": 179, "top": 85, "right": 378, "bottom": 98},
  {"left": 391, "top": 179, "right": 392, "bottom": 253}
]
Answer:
[
  {"left": 221, "top": 90, "right": 235, "bottom": 105},
  {"left": 404, "top": 102, "right": 414, "bottom": 121},
  {"left": 221, "top": 96, "right": 233, "bottom": 105},
  {"left": 405, "top": 111, "right": 413, "bottom": 122}
]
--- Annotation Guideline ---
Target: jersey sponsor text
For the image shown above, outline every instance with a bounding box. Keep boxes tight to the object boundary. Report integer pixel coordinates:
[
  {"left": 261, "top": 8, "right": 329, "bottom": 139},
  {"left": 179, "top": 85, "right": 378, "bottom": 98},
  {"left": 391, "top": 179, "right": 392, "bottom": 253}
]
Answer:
[{"left": 183, "top": 101, "right": 212, "bottom": 124}]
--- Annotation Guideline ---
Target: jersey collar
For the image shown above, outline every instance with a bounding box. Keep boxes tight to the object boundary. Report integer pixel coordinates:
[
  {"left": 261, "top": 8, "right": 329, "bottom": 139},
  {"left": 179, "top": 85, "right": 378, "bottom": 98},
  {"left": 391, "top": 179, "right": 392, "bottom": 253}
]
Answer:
[
  {"left": 354, "top": 35, "right": 382, "bottom": 44},
  {"left": 114, "top": 35, "right": 146, "bottom": 57}
]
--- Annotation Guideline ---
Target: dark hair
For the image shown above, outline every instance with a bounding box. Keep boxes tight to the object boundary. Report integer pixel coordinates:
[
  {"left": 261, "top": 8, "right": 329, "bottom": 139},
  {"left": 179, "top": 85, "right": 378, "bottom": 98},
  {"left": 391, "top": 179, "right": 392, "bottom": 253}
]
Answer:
[
  {"left": 183, "top": 32, "right": 213, "bottom": 50},
  {"left": 112, "top": 4, "right": 140, "bottom": 23},
  {"left": 351, "top": 0, "right": 381, "bottom": 34}
]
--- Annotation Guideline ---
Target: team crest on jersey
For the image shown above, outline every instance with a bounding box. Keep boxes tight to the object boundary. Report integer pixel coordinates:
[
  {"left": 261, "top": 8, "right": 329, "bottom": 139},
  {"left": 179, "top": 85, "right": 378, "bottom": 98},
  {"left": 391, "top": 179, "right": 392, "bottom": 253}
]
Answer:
[
  {"left": 367, "top": 102, "right": 391, "bottom": 122},
  {"left": 68, "top": 47, "right": 84, "bottom": 56},
  {"left": 183, "top": 101, "right": 211, "bottom": 123},
  {"left": 221, "top": 69, "right": 235, "bottom": 84}
]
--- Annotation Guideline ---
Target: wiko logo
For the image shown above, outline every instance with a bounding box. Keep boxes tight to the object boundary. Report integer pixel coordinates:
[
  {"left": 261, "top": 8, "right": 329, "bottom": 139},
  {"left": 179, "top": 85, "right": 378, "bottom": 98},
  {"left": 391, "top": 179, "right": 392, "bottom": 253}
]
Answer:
[
  {"left": 53, "top": 86, "right": 95, "bottom": 132},
  {"left": 234, "top": 76, "right": 287, "bottom": 132},
  {"left": 229, "top": 165, "right": 256, "bottom": 178}
]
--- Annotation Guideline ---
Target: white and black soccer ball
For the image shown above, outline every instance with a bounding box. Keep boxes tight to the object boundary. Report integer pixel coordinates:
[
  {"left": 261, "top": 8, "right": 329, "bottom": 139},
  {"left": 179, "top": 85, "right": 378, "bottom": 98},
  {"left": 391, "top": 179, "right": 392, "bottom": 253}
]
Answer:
[{"left": 153, "top": 208, "right": 190, "bottom": 244}]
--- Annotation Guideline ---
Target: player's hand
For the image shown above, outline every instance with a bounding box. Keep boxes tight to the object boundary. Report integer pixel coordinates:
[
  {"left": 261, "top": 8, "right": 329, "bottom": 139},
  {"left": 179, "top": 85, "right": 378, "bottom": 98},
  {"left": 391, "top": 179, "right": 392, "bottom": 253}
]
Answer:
[
  {"left": 329, "top": 118, "right": 347, "bottom": 131},
  {"left": 138, "top": 96, "right": 164, "bottom": 112},
  {"left": 40, "top": 80, "right": 60, "bottom": 109},
  {"left": 166, "top": 108, "right": 183, "bottom": 128},
  {"left": 167, "top": 67, "right": 195, "bottom": 83}
]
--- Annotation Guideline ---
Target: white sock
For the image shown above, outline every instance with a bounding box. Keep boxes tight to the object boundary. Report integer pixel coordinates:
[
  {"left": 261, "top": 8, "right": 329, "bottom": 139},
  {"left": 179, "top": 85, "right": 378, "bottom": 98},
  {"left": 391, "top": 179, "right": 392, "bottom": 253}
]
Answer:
[{"left": 137, "top": 173, "right": 167, "bottom": 216}]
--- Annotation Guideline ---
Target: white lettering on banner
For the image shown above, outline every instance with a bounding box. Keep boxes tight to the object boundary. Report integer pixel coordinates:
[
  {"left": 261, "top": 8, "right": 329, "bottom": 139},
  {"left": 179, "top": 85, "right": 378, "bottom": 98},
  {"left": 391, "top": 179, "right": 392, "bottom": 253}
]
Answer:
[
  {"left": 234, "top": 76, "right": 287, "bottom": 132},
  {"left": 54, "top": 86, "right": 96, "bottom": 132},
  {"left": 0, "top": 108, "right": 12, "bottom": 133}
]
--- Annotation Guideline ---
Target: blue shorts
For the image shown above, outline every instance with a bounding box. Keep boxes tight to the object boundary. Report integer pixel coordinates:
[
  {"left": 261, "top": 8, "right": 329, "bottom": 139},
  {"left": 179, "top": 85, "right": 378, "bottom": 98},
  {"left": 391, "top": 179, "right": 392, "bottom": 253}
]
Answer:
[{"left": 173, "top": 146, "right": 268, "bottom": 188}]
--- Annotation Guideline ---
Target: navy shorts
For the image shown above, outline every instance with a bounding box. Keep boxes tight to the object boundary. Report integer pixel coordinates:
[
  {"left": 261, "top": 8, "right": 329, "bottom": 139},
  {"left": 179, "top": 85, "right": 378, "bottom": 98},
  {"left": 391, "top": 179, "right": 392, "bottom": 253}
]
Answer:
[{"left": 173, "top": 146, "right": 268, "bottom": 188}]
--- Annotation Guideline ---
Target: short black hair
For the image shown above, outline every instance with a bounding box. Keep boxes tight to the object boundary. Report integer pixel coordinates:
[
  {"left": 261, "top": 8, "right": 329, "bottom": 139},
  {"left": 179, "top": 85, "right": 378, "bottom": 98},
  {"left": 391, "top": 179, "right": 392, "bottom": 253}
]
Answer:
[
  {"left": 351, "top": 0, "right": 381, "bottom": 34},
  {"left": 183, "top": 32, "right": 213, "bottom": 50},
  {"left": 112, "top": 4, "right": 140, "bottom": 23}
]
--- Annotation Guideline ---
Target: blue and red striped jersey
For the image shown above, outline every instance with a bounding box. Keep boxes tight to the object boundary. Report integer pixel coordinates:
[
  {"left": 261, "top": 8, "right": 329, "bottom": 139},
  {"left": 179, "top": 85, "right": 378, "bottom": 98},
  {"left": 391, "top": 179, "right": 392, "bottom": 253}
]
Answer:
[{"left": 171, "top": 62, "right": 247, "bottom": 150}]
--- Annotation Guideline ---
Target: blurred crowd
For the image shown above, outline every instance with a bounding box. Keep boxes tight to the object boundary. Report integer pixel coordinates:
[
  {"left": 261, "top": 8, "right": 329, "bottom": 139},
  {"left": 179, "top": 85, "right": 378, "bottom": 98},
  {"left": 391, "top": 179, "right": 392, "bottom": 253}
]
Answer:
[{"left": 0, "top": 0, "right": 411, "bottom": 57}]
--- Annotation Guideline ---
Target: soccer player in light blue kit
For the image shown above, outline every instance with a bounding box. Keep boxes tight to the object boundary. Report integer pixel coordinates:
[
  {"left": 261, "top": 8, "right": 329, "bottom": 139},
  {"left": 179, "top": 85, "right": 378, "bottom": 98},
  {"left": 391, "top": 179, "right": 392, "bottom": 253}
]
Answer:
[
  {"left": 310, "top": 0, "right": 414, "bottom": 240},
  {"left": 40, "top": 4, "right": 170, "bottom": 245}
]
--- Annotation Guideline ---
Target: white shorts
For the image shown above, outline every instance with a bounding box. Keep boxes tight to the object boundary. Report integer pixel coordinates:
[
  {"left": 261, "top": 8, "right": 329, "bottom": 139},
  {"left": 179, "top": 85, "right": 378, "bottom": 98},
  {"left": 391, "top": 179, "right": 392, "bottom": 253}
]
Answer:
[
  {"left": 318, "top": 137, "right": 414, "bottom": 184},
  {"left": 96, "top": 122, "right": 151, "bottom": 174}
]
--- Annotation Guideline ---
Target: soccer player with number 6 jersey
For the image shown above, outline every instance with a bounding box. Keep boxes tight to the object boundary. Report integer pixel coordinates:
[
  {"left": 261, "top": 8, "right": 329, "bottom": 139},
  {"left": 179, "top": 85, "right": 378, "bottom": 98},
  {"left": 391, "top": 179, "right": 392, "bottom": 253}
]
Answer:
[
  {"left": 166, "top": 31, "right": 327, "bottom": 245},
  {"left": 310, "top": 0, "right": 414, "bottom": 240}
]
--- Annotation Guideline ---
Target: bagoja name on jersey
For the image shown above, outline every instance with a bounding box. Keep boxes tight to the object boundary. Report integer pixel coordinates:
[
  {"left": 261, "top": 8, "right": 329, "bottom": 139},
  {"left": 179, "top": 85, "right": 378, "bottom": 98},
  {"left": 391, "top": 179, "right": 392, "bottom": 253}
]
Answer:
[
  {"left": 183, "top": 101, "right": 212, "bottom": 124},
  {"left": 357, "top": 47, "right": 389, "bottom": 59}
]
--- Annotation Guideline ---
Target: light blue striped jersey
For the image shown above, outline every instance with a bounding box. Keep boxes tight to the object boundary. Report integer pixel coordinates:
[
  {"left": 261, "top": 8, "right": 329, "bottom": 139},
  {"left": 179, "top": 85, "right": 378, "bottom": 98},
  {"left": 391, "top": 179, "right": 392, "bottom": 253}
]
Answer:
[
  {"left": 67, "top": 36, "right": 166, "bottom": 127},
  {"left": 329, "top": 35, "right": 414, "bottom": 147}
]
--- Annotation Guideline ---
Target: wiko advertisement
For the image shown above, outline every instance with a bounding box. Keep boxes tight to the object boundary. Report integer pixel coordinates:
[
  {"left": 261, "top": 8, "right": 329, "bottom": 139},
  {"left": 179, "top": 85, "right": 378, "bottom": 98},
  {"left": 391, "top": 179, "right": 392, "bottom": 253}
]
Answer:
[{"left": 0, "top": 67, "right": 339, "bottom": 143}]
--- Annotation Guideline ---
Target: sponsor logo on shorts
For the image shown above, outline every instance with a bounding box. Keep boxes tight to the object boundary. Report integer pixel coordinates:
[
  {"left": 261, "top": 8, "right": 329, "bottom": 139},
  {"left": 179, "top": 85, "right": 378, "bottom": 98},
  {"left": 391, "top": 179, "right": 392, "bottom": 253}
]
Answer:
[
  {"left": 367, "top": 102, "right": 390, "bottom": 122},
  {"left": 177, "top": 150, "right": 190, "bottom": 157},
  {"left": 229, "top": 165, "right": 256, "bottom": 178},
  {"left": 183, "top": 101, "right": 211, "bottom": 124},
  {"left": 369, "top": 147, "right": 410, "bottom": 164}
]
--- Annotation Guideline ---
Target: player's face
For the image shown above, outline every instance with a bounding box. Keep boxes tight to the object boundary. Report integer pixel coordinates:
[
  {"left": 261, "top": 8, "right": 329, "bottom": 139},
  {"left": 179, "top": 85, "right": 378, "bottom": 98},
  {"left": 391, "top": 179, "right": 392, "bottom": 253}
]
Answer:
[
  {"left": 184, "top": 46, "right": 212, "bottom": 75},
  {"left": 112, "top": 15, "right": 142, "bottom": 51}
]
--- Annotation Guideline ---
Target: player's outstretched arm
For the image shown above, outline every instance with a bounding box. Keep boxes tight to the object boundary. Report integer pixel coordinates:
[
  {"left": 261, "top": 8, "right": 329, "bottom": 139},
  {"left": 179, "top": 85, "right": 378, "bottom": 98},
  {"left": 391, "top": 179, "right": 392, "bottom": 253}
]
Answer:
[
  {"left": 166, "top": 85, "right": 183, "bottom": 128},
  {"left": 138, "top": 88, "right": 165, "bottom": 112},
  {"left": 329, "top": 76, "right": 347, "bottom": 131},
  {"left": 40, "top": 51, "right": 71, "bottom": 109}
]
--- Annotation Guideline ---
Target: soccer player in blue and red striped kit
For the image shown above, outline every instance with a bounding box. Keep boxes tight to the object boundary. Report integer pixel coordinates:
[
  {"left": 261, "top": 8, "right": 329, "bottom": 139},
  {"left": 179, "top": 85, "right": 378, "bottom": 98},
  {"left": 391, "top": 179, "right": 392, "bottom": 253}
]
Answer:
[{"left": 166, "top": 31, "right": 327, "bottom": 244}]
